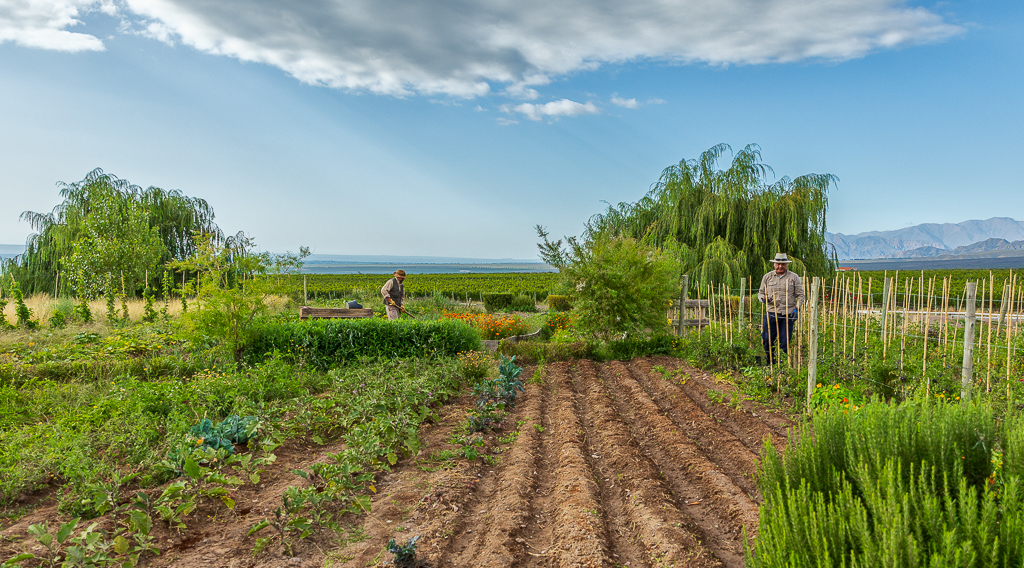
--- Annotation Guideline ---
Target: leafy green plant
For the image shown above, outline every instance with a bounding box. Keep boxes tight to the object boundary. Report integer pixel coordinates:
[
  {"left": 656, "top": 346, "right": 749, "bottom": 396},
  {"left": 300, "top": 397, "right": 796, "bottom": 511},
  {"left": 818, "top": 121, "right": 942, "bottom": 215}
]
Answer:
[
  {"left": 0, "top": 298, "right": 9, "bottom": 329},
  {"left": 249, "top": 486, "right": 318, "bottom": 557},
  {"left": 10, "top": 281, "right": 37, "bottom": 329},
  {"left": 187, "top": 415, "right": 260, "bottom": 454},
  {"left": 386, "top": 534, "right": 422, "bottom": 568},
  {"left": 0, "top": 553, "right": 35, "bottom": 567},
  {"left": 48, "top": 309, "right": 67, "bottom": 329},
  {"left": 74, "top": 293, "right": 92, "bottom": 323},
  {"left": 142, "top": 286, "right": 158, "bottom": 323},
  {"left": 28, "top": 518, "right": 78, "bottom": 567}
]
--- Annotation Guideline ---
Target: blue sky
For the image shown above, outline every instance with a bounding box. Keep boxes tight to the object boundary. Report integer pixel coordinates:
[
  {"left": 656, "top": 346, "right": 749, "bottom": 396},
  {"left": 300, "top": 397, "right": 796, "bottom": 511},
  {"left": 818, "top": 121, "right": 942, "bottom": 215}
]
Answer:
[{"left": 1, "top": 0, "right": 1021, "bottom": 259}]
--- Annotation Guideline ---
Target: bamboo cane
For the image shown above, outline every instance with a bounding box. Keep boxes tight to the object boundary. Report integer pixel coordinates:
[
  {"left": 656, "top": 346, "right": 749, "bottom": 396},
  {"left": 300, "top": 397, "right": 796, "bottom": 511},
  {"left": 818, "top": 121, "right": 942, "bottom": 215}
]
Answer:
[
  {"left": 842, "top": 276, "right": 849, "bottom": 356},
  {"left": 901, "top": 277, "right": 910, "bottom": 370},
  {"left": 988, "top": 272, "right": 994, "bottom": 393},
  {"left": 866, "top": 276, "right": 872, "bottom": 346},
  {"left": 924, "top": 276, "right": 935, "bottom": 389}
]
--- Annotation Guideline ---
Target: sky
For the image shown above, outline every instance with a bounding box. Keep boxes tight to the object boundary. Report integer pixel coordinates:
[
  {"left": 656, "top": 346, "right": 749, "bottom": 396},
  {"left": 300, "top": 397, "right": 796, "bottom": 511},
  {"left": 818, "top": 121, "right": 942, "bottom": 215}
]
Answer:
[{"left": 1, "top": 0, "right": 1022, "bottom": 260}]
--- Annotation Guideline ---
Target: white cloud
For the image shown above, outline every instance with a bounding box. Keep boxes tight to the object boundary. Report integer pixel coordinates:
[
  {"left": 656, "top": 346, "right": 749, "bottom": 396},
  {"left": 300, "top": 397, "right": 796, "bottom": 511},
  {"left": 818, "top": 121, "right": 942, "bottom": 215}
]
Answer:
[
  {"left": 496, "top": 117, "right": 519, "bottom": 126},
  {"left": 501, "top": 99, "right": 602, "bottom": 121},
  {"left": 3, "top": 0, "right": 963, "bottom": 98},
  {"left": 611, "top": 95, "right": 638, "bottom": 109},
  {"left": 646, "top": 97, "right": 667, "bottom": 105},
  {"left": 0, "top": 0, "right": 106, "bottom": 51}
]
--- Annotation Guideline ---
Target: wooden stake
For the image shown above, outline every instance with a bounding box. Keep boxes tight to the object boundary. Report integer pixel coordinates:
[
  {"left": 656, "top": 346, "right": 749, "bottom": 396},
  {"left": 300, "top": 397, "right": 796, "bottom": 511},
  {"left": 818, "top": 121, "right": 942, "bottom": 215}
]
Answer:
[
  {"left": 962, "top": 282, "right": 978, "bottom": 401},
  {"left": 806, "top": 277, "right": 821, "bottom": 412}
]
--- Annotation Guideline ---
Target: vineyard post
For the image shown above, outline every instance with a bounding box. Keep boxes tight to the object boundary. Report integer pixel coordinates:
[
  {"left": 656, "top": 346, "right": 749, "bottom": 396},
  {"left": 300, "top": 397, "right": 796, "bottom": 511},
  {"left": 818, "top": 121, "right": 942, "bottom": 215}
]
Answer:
[
  {"left": 303, "top": 274, "right": 307, "bottom": 304},
  {"left": 738, "top": 277, "right": 746, "bottom": 332},
  {"left": 961, "top": 282, "right": 978, "bottom": 401},
  {"left": 806, "top": 277, "right": 820, "bottom": 412},
  {"left": 677, "top": 275, "right": 689, "bottom": 336}
]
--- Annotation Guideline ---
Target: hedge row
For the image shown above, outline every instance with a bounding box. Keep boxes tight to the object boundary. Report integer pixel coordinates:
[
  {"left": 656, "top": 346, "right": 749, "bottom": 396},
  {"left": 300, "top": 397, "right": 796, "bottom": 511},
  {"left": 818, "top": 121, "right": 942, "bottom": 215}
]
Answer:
[{"left": 243, "top": 318, "right": 481, "bottom": 368}]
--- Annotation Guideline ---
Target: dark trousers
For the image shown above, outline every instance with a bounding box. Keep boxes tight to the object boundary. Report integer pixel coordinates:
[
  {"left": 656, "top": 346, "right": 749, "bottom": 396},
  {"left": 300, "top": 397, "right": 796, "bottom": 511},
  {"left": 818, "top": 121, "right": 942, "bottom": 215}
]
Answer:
[{"left": 761, "top": 313, "right": 796, "bottom": 364}]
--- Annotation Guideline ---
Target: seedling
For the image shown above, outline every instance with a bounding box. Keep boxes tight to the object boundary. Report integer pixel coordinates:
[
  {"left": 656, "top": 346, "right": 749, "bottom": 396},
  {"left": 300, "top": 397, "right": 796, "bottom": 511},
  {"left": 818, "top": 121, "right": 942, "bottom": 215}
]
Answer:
[{"left": 386, "top": 534, "right": 422, "bottom": 568}]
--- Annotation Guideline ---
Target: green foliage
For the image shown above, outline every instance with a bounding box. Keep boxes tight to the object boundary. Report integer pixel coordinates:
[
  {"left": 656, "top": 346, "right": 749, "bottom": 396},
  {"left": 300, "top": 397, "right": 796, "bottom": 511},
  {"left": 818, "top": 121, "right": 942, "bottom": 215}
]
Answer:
[
  {"left": 6, "top": 168, "right": 218, "bottom": 296},
  {"left": 187, "top": 415, "right": 259, "bottom": 454},
  {"left": 386, "top": 535, "right": 422, "bottom": 568},
  {"left": 243, "top": 318, "right": 481, "bottom": 368},
  {"left": 547, "top": 234, "right": 680, "bottom": 341},
  {"left": 0, "top": 298, "right": 8, "bottom": 329},
  {"left": 466, "top": 355, "right": 524, "bottom": 432},
  {"left": 748, "top": 399, "right": 1022, "bottom": 567},
  {"left": 75, "top": 287, "right": 92, "bottom": 326},
  {"left": 63, "top": 194, "right": 165, "bottom": 299},
  {"left": 546, "top": 294, "right": 571, "bottom": 312},
  {"left": 483, "top": 293, "right": 513, "bottom": 312},
  {"left": 142, "top": 286, "right": 158, "bottom": 323},
  {"left": 510, "top": 294, "right": 536, "bottom": 312},
  {"left": 175, "top": 233, "right": 309, "bottom": 362},
  {"left": 10, "top": 281, "right": 37, "bottom": 329},
  {"left": 542, "top": 144, "right": 836, "bottom": 285}
]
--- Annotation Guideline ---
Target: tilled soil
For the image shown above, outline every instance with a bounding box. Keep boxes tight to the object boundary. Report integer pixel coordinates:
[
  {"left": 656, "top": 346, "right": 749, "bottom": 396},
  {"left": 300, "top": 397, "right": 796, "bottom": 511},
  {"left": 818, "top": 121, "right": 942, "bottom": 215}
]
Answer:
[{"left": 0, "top": 356, "right": 794, "bottom": 568}]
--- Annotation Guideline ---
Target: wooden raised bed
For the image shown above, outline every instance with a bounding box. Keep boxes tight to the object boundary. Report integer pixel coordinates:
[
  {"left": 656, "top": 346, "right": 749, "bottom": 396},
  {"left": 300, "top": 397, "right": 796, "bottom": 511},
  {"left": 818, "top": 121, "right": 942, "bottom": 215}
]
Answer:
[{"left": 299, "top": 307, "right": 375, "bottom": 320}]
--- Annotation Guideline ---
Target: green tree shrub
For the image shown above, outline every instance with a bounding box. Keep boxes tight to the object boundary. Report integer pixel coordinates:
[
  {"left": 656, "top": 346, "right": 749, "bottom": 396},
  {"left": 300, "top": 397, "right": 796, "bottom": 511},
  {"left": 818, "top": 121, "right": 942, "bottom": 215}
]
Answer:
[
  {"left": 174, "top": 233, "right": 309, "bottom": 362},
  {"left": 482, "top": 293, "right": 513, "bottom": 312},
  {"left": 0, "top": 298, "right": 8, "bottom": 329},
  {"left": 8, "top": 168, "right": 218, "bottom": 295},
  {"left": 543, "top": 234, "right": 680, "bottom": 342},
  {"left": 546, "top": 295, "right": 571, "bottom": 312},
  {"left": 509, "top": 294, "right": 536, "bottom": 312}
]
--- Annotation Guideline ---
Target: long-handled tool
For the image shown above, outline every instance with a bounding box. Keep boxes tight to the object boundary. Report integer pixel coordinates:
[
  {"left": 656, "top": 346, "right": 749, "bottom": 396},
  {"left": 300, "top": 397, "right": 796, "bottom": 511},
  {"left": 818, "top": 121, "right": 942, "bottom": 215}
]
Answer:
[{"left": 387, "top": 298, "right": 417, "bottom": 319}]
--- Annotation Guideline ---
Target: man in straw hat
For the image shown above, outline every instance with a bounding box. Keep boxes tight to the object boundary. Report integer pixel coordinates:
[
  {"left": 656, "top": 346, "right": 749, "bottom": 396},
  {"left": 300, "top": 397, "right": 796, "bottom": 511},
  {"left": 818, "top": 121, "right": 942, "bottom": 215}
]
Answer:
[
  {"left": 758, "top": 253, "right": 804, "bottom": 365},
  {"left": 381, "top": 269, "right": 407, "bottom": 320}
]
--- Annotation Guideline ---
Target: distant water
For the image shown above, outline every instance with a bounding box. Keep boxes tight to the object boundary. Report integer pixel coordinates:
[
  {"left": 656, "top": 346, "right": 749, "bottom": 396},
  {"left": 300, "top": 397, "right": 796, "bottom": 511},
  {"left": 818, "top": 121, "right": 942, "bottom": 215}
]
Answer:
[{"left": 300, "top": 262, "right": 556, "bottom": 274}]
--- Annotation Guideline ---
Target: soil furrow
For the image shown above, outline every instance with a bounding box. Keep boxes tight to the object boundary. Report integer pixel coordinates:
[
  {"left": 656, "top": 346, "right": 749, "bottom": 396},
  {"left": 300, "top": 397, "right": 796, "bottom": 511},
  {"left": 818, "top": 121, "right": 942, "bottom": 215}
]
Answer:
[
  {"left": 621, "top": 359, "right": 762, "bottom": 498},
  {"left": 598, "top": 360, "right": 758, "bottom": 568},
  {"left": 570, "top": 359, "right": 721, "bottom": 568},
  {"left": 645, "top": 356, "right": 794, "bottom": 452},
  {"left": 440, "top": 366, "right": 547, "bottom": 567},
  {"left": 545, "top": 361, "right": 611, "bottom": 568}
]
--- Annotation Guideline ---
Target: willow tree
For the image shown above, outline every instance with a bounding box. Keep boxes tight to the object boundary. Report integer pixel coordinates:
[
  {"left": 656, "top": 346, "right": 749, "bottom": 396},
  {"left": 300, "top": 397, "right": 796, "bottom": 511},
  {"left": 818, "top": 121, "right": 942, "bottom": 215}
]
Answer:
[
  {"left": 576, "top": 144, "right": 836, "bottom": 286},
  {"left": 7, "top": 168, "right": 220, "bottom": 295}
]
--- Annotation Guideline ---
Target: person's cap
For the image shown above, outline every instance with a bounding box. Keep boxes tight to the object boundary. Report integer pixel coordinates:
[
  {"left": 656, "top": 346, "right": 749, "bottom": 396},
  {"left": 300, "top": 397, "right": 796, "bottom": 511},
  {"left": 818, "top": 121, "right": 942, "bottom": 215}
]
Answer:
[
  {"left": 395, "top": 269, "right": 406, "bottom": 277},
  {"left": 771, "top": 253, "right": 792, "bottom": 264}
]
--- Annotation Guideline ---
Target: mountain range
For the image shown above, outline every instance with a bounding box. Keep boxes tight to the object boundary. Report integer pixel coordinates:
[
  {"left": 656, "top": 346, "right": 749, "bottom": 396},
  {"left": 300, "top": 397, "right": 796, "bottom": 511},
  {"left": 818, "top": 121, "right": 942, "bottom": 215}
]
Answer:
[{"left": 827, "top": 218, "right": 1024, "bottom": 260}]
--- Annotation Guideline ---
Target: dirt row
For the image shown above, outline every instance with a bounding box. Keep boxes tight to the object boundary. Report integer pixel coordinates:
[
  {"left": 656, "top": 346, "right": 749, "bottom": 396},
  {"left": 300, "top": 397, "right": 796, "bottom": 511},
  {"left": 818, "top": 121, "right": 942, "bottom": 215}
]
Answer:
[
  {"left": 336, "top": 356, "right": 794, "bottom": 568},
  {"left": 0, "top": 356, "right": 794, "bottom": 567}
]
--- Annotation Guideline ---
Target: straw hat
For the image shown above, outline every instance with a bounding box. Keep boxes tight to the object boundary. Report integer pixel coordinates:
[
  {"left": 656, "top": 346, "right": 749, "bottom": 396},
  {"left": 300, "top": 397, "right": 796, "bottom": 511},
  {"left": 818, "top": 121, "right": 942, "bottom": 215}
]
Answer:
[
  {"left": 770, "top": 253, "right": 792, "bottom": 264},
  {"left": 395, "top": 269, "right": 406, "bottom": 277}
]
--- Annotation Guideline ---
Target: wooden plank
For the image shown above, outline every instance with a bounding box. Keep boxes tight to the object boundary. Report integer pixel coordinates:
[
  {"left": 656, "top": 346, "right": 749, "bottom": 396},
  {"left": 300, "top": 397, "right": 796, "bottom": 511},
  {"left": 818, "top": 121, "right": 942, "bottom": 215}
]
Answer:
[{"left": 299, "top": 307, "right": 375, "bottom": 319}]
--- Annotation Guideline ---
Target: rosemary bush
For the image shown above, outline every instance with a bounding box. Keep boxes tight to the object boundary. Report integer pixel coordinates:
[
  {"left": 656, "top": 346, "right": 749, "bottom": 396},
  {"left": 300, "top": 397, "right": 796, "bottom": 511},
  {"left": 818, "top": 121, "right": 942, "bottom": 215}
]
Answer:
[{"left": 749, "top": 399, "right": 1024, "bottom": 567}]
